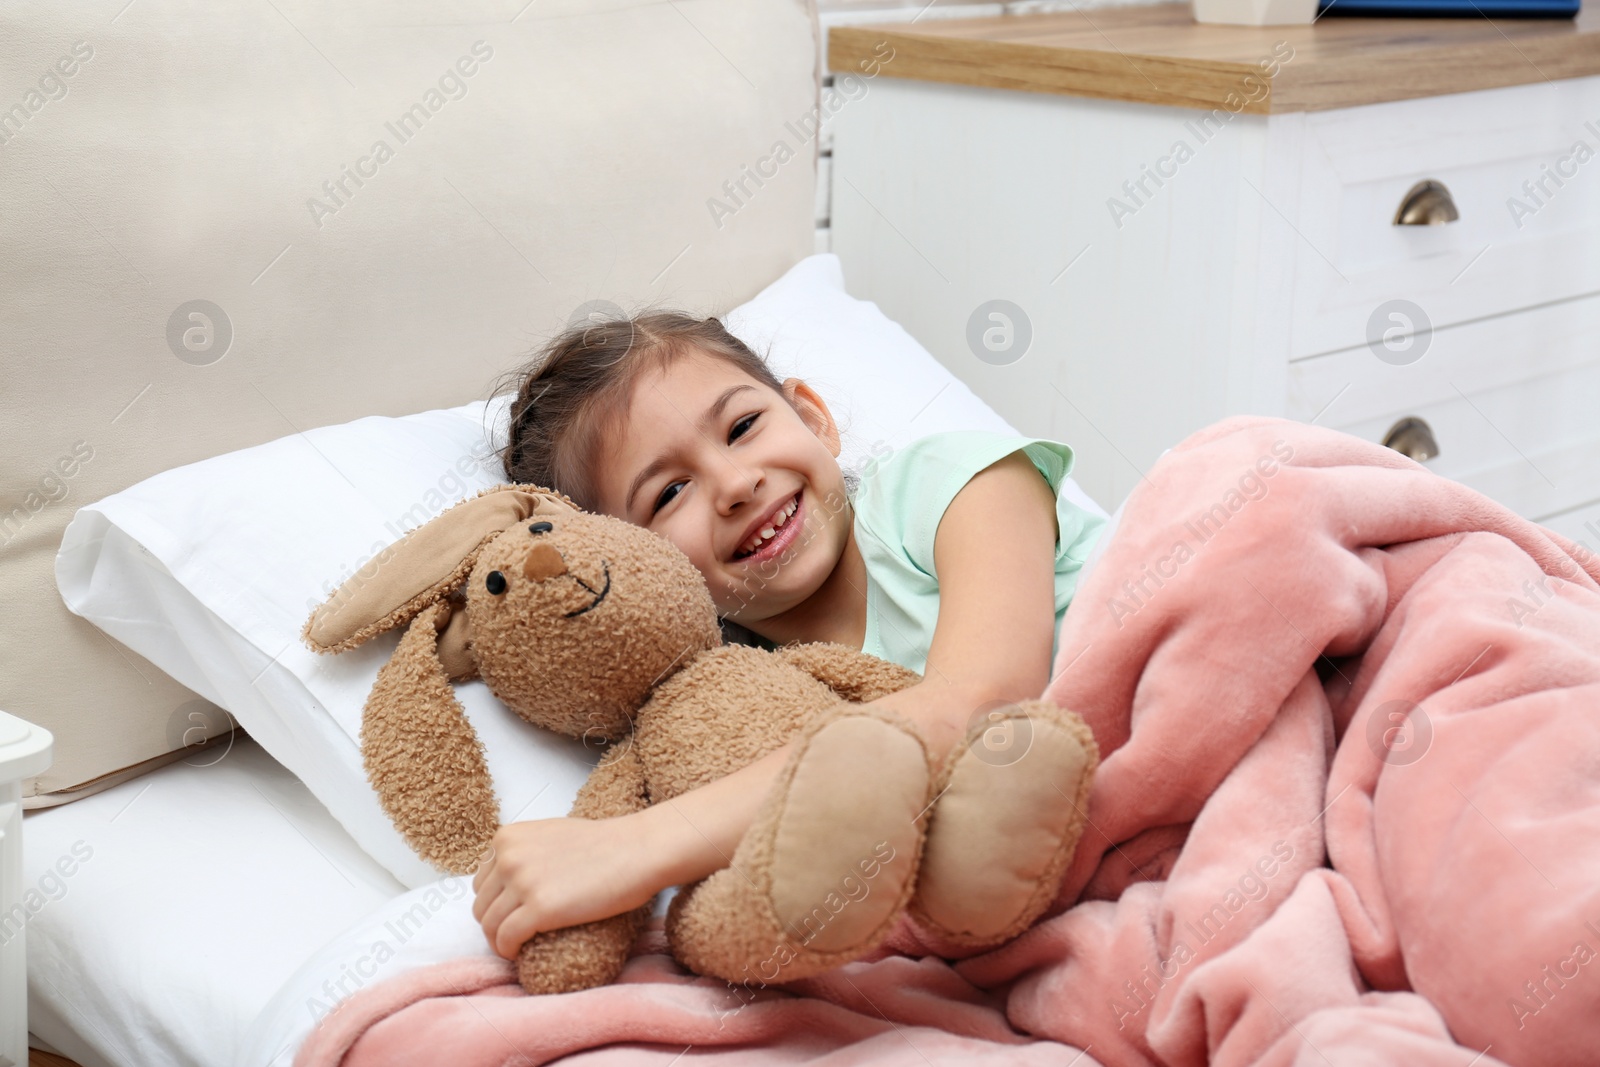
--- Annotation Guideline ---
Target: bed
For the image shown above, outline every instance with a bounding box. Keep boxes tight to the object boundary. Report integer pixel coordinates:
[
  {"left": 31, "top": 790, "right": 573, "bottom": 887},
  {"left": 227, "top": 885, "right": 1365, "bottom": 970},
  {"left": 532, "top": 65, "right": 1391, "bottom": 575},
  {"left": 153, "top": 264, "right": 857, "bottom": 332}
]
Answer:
[
  {"left": 21, "top": 736, "right": 407, "bottom": 1067},
  {"left": 17, "top": 250, "right": 1108, "bottom": 1067},
  {"left": 2, "top": 1, "right": 816, "bottom": 1062},
  {"left": 4, "top": 4, "right": 1123, "bottom": 1064}
]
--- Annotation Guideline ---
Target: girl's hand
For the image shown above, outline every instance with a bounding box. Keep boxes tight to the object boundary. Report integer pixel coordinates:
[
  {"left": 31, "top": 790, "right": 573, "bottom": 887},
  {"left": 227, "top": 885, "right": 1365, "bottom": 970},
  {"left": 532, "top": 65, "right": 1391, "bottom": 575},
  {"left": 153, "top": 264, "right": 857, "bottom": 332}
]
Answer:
[
  {"left": 471, "top": 749, "right": 794, "bottom": 962},
  {"left": 471, "top": 813, "right": 664, "bottom": 960}
]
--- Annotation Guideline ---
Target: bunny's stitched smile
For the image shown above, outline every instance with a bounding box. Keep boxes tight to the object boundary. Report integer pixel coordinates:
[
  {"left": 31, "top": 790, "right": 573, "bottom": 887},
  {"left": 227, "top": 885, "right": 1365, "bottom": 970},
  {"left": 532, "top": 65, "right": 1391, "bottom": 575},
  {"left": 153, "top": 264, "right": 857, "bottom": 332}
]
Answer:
[{"left": 565, "top": 561, "right": 611, "bottom": 618}]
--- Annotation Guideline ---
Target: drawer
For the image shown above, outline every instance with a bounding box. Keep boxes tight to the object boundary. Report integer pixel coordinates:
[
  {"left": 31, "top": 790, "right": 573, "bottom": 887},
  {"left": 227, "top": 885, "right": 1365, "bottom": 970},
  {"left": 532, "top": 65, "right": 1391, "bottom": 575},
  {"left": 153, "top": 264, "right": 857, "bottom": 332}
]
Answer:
[
  {"left": 1280, "top": 76, "right": 1600, "bottom": 360},
  {"left": 1287, "top": 293, "right": 1600, "bottom": 519}
]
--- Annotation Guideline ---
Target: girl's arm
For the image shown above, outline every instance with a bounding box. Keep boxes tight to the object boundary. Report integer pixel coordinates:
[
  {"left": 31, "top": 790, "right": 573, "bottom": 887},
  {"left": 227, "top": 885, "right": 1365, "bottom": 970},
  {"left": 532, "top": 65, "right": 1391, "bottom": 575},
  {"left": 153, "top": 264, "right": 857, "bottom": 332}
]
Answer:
[{"left": 473, "top": 451, "right": 1061, "bottom": 959}]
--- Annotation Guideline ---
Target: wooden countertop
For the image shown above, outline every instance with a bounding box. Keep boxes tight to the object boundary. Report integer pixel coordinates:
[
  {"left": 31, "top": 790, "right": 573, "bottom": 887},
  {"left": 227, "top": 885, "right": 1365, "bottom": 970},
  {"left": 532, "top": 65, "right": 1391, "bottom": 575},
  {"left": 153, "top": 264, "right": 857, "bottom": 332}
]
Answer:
[{"left": 828, "top": 3, "right": 1600, "bottom": 113}]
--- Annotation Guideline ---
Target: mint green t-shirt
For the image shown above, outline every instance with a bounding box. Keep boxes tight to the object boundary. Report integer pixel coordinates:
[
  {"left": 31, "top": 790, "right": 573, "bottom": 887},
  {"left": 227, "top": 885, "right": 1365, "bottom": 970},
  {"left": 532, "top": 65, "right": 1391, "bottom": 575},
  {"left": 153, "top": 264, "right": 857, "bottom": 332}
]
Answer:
[{"left": 850, "top": 431, "right": 1106, "bottom": 675}]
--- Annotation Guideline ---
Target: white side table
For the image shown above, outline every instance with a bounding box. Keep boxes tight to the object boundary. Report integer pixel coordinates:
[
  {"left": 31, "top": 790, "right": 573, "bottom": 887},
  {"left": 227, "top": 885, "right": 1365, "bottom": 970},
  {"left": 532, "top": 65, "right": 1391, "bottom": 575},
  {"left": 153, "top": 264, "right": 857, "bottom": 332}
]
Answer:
[
  {"left": 0, "top": 712, "right": 54, "bottom": 1067},
  {"left": 829, "top": 8, "right": 1600, "bottom": 528}
]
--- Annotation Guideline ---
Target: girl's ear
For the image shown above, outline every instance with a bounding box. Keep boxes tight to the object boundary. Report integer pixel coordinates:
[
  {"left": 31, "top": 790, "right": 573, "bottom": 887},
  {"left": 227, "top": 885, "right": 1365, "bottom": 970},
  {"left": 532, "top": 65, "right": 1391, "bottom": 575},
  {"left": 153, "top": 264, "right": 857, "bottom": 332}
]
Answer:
[{"left": 783, "top": 378, "right": 842, "bottom": 458}]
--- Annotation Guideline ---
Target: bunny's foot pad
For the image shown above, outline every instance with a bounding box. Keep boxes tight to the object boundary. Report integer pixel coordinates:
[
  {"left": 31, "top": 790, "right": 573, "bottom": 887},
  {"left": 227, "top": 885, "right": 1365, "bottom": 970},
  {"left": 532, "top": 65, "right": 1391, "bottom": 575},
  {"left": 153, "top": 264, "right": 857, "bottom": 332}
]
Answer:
[
  {"left": 910, "top": 700, "right": 1098, "bottom": 951},
  {"left": 666, "top": 707, "right": 930, "bottom": 986}
]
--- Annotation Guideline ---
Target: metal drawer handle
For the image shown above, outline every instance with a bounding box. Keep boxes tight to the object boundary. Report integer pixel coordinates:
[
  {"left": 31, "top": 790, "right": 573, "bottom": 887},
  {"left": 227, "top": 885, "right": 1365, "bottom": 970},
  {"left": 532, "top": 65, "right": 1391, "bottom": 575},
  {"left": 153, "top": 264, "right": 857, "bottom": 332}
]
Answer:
[
  {"left": 1394, "top": 180, "right": 1459, "bottom": 226},
  {"left": 1383, "top": 416, "right": 1439, "bottom": 462}
]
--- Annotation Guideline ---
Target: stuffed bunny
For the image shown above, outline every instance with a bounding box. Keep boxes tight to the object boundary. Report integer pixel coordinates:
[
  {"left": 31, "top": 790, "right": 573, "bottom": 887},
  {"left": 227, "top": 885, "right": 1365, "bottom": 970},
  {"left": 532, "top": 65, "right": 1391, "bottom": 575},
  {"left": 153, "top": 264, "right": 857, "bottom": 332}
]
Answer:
[{"left": 303, "top": 485, "right": 1098, "bottom": 995}]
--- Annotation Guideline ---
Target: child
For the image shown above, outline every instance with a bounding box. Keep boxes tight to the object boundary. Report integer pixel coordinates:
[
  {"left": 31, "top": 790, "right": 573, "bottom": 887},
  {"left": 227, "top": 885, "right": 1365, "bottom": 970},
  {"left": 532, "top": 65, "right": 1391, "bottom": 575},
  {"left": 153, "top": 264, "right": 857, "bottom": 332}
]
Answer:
[{"left": 471, "top": 311, "right": 1105, "bottom": 961}]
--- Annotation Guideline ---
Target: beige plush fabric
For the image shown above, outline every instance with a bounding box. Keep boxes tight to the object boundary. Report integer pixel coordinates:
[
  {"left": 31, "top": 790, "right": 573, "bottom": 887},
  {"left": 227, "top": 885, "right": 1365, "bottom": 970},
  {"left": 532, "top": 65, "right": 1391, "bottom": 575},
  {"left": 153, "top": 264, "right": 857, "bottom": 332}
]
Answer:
[
  {"left": 309, "top": 486, "right": 1098, "bottom": 994},
  {"left": 909, "top": 702, "right": 1098, "bottom": 949},
  {"left": 303, "top": 487, "right": 579, "bottom": 655},
  {"left": 1, "top": 0, "right": 818, "bottom": 804}
]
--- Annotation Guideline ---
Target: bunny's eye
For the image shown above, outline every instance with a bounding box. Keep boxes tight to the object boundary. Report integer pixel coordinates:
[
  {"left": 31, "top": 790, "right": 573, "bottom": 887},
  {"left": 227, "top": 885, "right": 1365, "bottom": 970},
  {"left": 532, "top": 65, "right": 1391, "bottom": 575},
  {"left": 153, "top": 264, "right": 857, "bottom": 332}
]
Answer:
[
  {"left": 485, "top": 571, "right": 507, "bottom": 595},
  {"left": 529, "top": 521, "right": 553, "bottom": 535}
]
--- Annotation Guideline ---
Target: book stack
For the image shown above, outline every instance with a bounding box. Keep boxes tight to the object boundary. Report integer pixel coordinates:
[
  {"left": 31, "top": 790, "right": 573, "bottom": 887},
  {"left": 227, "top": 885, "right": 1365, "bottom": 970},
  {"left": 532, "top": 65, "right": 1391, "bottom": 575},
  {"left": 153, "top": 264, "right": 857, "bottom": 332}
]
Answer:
[{"left": 1320, "top": 0, "right": 1578, "bottom": 14}]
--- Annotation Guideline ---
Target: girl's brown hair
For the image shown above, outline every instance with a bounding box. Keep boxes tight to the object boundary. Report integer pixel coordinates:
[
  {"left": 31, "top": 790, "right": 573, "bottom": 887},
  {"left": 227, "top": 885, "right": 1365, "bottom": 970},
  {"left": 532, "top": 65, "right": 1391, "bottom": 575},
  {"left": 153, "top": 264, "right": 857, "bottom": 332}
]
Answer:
[{"left": 498, "top": 311, "right": 788, "bottom": 511}]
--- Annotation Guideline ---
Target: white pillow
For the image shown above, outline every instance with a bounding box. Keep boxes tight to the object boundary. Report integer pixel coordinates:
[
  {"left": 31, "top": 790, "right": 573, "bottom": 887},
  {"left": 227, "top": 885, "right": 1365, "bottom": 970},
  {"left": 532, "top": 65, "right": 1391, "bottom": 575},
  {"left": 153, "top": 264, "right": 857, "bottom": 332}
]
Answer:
[
  {"left": 57, "top": 401, "right": 566, "bottom": 889},
  {"left": 56, "top": 253, "right": 1107, "bottom": 887},
  {"left": 734, "top": 256, "right": 1106, "bottom": 519}
]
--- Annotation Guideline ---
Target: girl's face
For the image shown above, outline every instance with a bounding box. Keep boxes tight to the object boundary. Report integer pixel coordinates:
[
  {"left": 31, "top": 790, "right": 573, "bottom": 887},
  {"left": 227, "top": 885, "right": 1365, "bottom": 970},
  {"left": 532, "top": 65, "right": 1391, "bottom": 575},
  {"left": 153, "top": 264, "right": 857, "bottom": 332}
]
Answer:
[{"left": 590, "top": 350, "right": 852, "bottom": 623}]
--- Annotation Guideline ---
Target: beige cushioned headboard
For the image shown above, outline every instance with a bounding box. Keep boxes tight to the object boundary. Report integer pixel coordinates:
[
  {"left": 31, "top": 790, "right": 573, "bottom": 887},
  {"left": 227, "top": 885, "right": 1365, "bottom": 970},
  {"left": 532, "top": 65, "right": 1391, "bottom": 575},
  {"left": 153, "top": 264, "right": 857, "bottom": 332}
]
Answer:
[{"left": 1, "top": 0, "right": 817, "bottom": 805}]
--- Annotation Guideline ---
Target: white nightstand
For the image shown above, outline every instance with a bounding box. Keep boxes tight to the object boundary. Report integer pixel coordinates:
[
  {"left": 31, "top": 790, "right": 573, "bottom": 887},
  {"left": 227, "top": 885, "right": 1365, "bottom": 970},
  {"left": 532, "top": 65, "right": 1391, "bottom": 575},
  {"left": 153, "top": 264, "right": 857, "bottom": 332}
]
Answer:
[
  {"left": 1, "top": 712, "right": 54, "bottom": 1067},
  {"left": 829, "top": 6, "right": 1600, "bottom": 545}
]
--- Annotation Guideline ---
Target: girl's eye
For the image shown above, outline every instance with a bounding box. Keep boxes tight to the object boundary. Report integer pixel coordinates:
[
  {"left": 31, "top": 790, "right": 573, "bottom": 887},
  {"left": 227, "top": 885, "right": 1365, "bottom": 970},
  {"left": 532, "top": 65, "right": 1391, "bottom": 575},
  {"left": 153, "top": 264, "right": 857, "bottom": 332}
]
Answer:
[
  {"left": 653, "top": 481, "right": 684, "bottom": 513},
  {"left": 649, "top": 414, "right": 757, "bottom": 515}
]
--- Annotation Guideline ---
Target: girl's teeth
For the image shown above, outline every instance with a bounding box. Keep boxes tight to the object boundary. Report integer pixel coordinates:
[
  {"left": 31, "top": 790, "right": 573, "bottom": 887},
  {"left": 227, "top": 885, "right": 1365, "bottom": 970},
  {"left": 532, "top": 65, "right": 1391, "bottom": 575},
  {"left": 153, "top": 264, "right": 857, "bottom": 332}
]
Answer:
[{"left": 739, "top": 494, "right": 800, "bottom": 557}]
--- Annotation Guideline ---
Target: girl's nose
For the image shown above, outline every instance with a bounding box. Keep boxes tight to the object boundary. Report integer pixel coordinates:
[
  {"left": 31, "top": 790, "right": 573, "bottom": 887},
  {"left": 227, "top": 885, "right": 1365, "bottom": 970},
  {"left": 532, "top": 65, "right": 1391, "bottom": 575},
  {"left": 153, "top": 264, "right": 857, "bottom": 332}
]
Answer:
[{"left": 713, "top": 460, "right": 762, "bottom": 515}]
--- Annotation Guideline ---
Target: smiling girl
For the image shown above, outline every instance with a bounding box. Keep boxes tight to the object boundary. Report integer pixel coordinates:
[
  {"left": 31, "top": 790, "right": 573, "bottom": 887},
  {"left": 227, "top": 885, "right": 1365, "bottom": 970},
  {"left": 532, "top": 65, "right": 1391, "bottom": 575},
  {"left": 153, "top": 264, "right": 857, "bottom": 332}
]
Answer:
[{"left": 470, "top": 311, "right": 1104, "bottom": 961}]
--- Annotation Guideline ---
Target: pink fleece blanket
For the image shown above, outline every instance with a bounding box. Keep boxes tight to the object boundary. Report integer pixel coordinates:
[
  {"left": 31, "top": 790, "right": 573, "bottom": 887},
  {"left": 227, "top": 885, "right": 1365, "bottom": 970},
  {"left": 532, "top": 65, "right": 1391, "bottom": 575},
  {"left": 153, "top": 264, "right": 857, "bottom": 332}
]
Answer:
[{"left": 296, "top": 417, "right": 1600, "bottom": 1067}]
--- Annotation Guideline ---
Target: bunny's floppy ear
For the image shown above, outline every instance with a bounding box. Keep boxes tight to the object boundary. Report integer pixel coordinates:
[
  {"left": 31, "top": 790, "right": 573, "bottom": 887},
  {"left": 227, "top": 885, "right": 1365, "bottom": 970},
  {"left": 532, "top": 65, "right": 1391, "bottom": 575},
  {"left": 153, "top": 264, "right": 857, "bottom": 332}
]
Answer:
[
  {"left": 303, "top": 484, "right": 579, "bottom": 654},
  {"left": 362, "top": 600, "right": 500, "bottom": 874}
]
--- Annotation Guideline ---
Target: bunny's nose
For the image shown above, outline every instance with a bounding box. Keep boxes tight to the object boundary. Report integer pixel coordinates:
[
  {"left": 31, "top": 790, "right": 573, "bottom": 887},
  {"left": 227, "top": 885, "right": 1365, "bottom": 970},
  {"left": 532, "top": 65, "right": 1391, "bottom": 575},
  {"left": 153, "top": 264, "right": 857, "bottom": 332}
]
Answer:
[{"left": 522, "top": 542, "right": 568, "bottom": 581}]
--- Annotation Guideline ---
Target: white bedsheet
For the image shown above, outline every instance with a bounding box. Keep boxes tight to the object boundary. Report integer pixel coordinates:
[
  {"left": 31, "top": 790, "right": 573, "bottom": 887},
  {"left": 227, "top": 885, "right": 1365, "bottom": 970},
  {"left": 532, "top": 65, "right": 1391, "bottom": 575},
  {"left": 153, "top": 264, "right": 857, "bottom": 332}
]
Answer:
[
  {"left": 243, "top": 871, "right": 499, "bottom": 1067},
  {"left": 22, "top": 735, "right": 407, "bottom": 1067}
]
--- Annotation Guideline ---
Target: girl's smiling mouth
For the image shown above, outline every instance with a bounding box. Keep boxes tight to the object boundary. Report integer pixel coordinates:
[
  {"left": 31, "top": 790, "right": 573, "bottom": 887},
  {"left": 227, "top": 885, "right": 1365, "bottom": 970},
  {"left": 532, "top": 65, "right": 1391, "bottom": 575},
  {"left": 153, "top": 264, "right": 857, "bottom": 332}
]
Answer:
[{"left": 732, "top": 490, "right": 803, "bottom": 564}]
